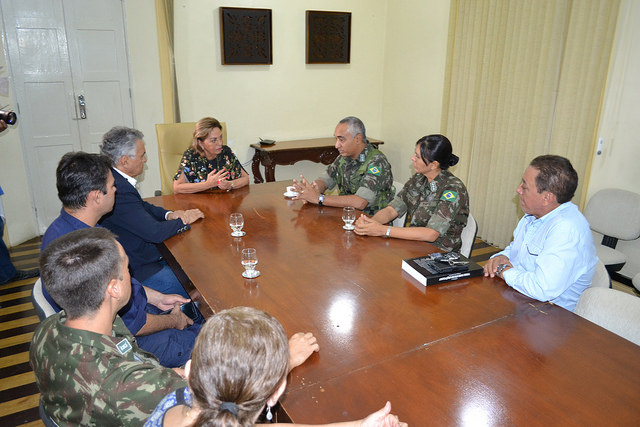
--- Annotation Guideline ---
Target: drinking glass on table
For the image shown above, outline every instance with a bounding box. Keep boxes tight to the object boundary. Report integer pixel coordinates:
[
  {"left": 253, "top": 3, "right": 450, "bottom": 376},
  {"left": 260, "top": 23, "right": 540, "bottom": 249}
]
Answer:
[
  {"left": 229, "top": 212, "right": 246, "bottom": 237},
  {"left": 342, "top": 207, "right": 356, "bottom": 230},
  {"left": 241, "top": 248, "right": 260, "bottom": 278}
]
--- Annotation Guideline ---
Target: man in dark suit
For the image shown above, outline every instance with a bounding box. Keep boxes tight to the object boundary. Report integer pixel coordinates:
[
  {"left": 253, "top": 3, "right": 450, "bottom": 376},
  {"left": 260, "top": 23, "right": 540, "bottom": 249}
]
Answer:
[{"left": 99, "top": 126, "right": 204, "bottom": 297}]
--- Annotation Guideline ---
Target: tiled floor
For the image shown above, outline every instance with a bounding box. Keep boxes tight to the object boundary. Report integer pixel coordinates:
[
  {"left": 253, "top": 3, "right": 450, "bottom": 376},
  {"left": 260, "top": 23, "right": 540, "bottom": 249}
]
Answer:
[{"left": 0, "top": 237, "right": 637, "bottom": 425}]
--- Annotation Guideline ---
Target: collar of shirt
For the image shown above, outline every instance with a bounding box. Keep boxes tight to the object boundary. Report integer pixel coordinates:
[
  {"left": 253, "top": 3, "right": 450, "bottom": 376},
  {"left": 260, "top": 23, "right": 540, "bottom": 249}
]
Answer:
[
  {"left": 523, "top": 201, "right": 572, "bottom": 232},
  {"left": 114, "top": 167, "right": 137, "bottom": 188}
]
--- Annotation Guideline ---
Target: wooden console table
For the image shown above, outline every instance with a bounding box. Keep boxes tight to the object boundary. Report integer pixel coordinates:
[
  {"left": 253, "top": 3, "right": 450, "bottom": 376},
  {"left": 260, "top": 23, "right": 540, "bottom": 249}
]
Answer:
[{"left": 250, "top": 137, "right": 383, "bottom": 183}]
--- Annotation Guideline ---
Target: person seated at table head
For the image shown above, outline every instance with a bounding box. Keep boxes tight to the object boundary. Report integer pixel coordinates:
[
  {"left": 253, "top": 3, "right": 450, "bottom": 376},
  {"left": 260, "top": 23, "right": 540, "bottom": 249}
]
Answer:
[
  {"left": 30, "top": 227, "right": 187, "bottom": 426},
  {"left": 145, "top": 306, "right": 405, "bottom": 427},
  {"left": 354, "top": 134, "right": 469, "bottom": 253},
  {"left": 41, "top": 151, "right": 201, "bottom": 368},
  {"left": 483, "top": 155, "right": 597, "bottom": 312},
  {"left": 173, "top": 117, "right": 250, "bottom": 194},
  {"left": 293, "top": 116, "right": 395, "bottom": 215},
  {"left": 99, "top": 126, "right": 204, "bottom": 298}
]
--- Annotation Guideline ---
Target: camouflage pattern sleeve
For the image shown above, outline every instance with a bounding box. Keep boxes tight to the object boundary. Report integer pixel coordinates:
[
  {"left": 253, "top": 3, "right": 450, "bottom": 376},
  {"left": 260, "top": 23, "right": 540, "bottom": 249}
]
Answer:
[
  {"left": 320, "top": 158, "right": 339, "bottom": 190},
  {"left": 427, "top": 175, "right": 469, "bottom": 252},
  {"left": 358, "top": 153, "right": 393, "bottom": 196},
  {"left": 388, "top": 177, "right": 413, "bottom": 218}
]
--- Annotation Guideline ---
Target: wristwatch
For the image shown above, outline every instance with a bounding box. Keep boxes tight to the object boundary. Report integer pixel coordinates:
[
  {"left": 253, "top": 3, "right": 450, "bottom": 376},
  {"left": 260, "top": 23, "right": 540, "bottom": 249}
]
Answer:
[
  {"left": 385, "top": 226, "right": 392, "bottom": 238},
  {"left": 318, "top": 194, "right": 325, "bottom": 206},
  {"left": 496, "top": 263, "right": 509, "bottom": 277}
]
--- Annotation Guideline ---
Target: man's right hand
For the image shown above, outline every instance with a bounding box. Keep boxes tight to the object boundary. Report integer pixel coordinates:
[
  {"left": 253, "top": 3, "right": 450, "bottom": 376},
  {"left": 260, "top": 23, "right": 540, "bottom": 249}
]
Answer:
[
  {"left": 169, "top": 302, "right": 193, "bottom": 330},
  {"left": 483, "top": 254, "right": 509, "bottom": 278},
  {"left": 168, "top": 209, "right": 205, "bottom": 225}
]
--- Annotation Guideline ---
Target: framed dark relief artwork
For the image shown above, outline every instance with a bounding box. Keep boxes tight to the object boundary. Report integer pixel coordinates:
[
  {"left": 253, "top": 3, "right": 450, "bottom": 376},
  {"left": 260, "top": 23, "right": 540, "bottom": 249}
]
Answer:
[
  {"left": 220, "top": 7, "right": 272, "bottom": 65},
  {"left": 306, "top": 11, "right": 351, "bottom": 64}
]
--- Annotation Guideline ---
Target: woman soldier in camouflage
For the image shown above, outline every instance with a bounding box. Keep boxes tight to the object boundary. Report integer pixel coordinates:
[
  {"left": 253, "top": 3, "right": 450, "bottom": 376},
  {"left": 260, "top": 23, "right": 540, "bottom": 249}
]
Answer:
[{"left": 354, "top": 134, "right": 469, "bottom": 253}]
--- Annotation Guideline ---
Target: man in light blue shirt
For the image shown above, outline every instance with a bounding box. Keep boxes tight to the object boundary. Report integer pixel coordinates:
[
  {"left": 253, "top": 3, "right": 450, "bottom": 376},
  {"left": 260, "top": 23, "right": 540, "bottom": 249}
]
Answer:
[{"left": 484, "top": 155, "right": 597, "bottom": 311}]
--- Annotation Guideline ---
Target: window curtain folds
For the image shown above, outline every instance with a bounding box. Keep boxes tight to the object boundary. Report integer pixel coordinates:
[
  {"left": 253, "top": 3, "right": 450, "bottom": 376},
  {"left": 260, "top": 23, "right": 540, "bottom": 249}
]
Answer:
[
  {"left": 156, "top": 0, "right": 180, "bottom": 123},
  {"left": 442, "top": 0, "right": 620, "bottom": 247}
]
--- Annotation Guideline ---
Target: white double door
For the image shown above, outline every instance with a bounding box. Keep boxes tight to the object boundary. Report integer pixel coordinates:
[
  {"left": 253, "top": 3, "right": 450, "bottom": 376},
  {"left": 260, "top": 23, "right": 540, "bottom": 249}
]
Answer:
[{"left": 1, "top": 0, "right": 134, "bottom": 233}]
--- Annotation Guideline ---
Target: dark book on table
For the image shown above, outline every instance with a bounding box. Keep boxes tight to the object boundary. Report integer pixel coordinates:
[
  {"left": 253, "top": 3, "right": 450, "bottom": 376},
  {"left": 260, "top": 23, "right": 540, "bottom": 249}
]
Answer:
[{"left": 402, "top": 252, "right": 483, "bottom": 286}]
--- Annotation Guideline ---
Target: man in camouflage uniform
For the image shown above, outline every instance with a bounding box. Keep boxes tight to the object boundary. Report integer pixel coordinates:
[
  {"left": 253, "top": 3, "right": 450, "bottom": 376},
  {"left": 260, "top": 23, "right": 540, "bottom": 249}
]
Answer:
[
  {"left": 293, "top": 116, "right": 395, "bottom": 215},
  {"left": 30, "top": 228, "right": 186, "bottom": 426}
]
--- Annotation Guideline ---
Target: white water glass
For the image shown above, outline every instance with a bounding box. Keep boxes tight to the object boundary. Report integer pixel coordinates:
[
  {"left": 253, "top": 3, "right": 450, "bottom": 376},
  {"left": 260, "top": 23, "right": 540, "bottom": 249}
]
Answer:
[
  {"left": 342, "top": 207, "right": 356, "bottom": 230},
  {"left": 241, "top": 248, "right": 260, "bottom": 278},
  {"left": 229, "top": 212, "right": 246, "bottom": 237}
]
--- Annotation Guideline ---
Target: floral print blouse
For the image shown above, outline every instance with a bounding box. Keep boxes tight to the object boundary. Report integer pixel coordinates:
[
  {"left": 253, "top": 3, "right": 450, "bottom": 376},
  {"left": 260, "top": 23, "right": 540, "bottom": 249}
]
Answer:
[{"left": 174, "top": 146, "right": 245, "bottom": 184}]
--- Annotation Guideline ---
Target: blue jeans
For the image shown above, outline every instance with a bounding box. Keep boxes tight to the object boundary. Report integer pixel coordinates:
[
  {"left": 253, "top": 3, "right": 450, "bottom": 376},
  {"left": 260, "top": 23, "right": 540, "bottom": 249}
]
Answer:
[
  {"left": 0, "top": 217, "right": 17, "bottom": 284},
  {"left": 142, "top": 261, "right": 189, "bottom": 298},
  {"left": 137, "top": 304, "right": 203, "bottom": 368}
]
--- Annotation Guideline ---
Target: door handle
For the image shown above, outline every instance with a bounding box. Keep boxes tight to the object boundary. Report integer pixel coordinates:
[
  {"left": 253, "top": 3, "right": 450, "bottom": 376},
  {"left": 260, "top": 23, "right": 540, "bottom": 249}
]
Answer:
[{"left": 77, "top": 94, "right": 86, "bottom": 119}]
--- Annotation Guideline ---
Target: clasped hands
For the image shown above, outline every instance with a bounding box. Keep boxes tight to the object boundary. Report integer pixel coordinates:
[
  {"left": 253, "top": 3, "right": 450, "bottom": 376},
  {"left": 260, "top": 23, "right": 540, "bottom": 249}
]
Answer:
[
  {"left": 354, "top": 214, "right": 386, "bottom": 237},
  {"left": 204, "top": 169, "right": 233, "bottom": 191},
  {"left": 167, "top": 209, "right": 204, "bottom": 225},
  {"left": 483, "top": 254, "right": 513, "bottom": 278},
  {"left": 292, "top": 175, "right": 322, "bottom": 204}
]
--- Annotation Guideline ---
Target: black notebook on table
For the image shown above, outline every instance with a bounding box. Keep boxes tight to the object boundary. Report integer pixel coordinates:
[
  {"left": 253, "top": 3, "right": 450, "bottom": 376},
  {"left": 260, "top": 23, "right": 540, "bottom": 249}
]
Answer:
[{"left": 402, "top": 252, "right": 483, "bottom": 286}]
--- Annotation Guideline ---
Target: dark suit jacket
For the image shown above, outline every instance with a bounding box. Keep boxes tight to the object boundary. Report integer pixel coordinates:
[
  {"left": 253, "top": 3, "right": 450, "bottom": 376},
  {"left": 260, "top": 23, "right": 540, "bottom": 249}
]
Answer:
[{"left": 100, "top": 169, "right": 189, "bottom": 281}]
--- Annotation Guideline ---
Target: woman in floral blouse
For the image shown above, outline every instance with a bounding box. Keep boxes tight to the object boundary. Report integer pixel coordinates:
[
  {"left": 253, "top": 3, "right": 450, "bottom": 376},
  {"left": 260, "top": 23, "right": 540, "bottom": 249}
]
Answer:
[{"left": 173, "top": 117, "right": 250, "bottom": 193}]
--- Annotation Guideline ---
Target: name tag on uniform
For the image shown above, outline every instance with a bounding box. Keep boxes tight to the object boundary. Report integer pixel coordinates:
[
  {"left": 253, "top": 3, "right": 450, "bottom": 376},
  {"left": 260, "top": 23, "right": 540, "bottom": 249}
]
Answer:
[{"left": 116, "top": 338, "right": 133, "bottom": 355}]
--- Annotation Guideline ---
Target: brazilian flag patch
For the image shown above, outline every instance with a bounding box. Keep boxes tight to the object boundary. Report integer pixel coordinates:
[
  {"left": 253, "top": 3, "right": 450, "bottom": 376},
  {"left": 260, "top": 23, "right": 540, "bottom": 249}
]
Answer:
[
  {"left": 441, "top": 190, "right": 458, "bottom": 202},
  {"left": 368, "top": 166, "right": 381, "bottom": 176}
]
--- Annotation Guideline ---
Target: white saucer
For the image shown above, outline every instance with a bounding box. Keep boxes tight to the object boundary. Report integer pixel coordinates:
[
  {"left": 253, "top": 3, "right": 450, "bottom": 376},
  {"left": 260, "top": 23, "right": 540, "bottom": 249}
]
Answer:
[
  {"left": 242, "top": 270, "right": 260, "bottom": 278},
  {"left": 284, "top": 192, "right": 298, "bottom": 197},
  {"left": 343, "top": 225, "right": 355, "bottom": 230}
]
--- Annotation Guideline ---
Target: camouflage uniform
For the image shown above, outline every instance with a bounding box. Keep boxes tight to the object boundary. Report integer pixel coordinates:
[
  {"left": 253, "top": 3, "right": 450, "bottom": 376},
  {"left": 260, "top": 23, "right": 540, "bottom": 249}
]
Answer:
[
  {"left": 318, "top": 143, "right": 395, "bottom": 215},
  {"left": 30, "top": 312, "right": 186, "bottom": 426},
  {"left": 390, "top": 170, "right": 469, "bottom": 252}
]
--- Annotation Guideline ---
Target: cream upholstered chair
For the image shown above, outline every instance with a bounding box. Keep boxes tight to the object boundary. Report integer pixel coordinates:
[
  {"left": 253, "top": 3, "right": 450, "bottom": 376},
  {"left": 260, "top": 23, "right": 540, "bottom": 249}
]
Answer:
[
  {"left": 575, "top": 287, "right": 640, "bottom": 346},
  {"left": 590, "top": 260, "right": 611, "bottom": 289},
  {"left": 32, "top": 278, "right": 56, "bottom": 321},
  {"left": 155, "top": 121, "right": 227, "bottom": 195},
  {"left": 584, "top": 189, "right": 640, "bottom": 273},
  {"left": 391, "top": 181, "right": 406, "bottom": 227},
  {"left": 460, "top": 213, "right": 478, "bottom": 258}
]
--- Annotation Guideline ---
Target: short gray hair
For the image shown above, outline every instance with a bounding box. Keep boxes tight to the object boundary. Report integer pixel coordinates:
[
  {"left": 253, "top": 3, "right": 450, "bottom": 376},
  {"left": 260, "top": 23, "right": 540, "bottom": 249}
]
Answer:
[
  {"left": 339, "top": 116, "right": 367, "bottom": 143},
  {"left": 100, "top": 126, "right": 144, "bottom": 166}
]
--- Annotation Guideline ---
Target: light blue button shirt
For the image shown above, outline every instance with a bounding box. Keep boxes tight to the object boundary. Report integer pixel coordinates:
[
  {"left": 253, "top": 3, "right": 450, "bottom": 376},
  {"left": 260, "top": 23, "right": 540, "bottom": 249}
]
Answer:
[{"left": 495, "top": 202, "right": 597, "bottom": 311}]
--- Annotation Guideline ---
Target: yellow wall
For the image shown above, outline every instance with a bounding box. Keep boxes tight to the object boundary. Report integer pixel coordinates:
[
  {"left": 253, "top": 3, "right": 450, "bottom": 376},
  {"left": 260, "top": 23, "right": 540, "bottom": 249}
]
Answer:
[
  {"left": 172, "top": 0, "right": 389, "bottom": 182},
  {"left": 586, "top": 0, "right": 640, "bottom": 198}
]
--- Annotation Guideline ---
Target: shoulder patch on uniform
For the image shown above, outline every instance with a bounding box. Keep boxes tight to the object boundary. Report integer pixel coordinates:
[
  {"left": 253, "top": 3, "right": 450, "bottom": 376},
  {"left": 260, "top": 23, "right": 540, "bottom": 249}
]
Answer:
[
  {"left": 441, "top": 190, "right": 458, "bottom": 202},
  {"left": 116, "top": 338, "right": 133, "bottom": 355},
  {"left": 368, "top": 166, "right": 381, "bottom": 176}
]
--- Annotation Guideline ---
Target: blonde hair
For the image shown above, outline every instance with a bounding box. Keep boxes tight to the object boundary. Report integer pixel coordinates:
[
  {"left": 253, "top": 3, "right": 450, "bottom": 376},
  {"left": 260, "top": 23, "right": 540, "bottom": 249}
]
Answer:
[
  {"left": 189, "top": 307, "right": 289, "bottom": 426},
  {"left": 191, "top": 117, "right": 223, "bottom": 157}
]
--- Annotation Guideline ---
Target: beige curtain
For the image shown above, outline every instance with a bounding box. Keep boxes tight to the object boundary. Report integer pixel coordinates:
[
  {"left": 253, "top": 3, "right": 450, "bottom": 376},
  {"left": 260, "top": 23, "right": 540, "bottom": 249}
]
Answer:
[
  {"left": 442, "top": 0, "right": 619, "bottom": 247},
  {"left": 155, "top": 0, "right": 180, "bottom": 123}
]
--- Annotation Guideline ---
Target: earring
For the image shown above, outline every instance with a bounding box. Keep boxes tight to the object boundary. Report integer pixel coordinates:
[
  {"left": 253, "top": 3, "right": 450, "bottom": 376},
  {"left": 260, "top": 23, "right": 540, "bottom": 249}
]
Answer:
[{"left": 266, "top": 405, "right": 273, "bottom": 421}]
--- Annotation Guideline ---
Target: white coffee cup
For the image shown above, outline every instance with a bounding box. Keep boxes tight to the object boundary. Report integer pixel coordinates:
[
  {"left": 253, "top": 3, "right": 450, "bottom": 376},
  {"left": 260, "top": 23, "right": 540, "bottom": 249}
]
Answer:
[{"left": 286, "top": 186, "right": 298, "bottom": 196}]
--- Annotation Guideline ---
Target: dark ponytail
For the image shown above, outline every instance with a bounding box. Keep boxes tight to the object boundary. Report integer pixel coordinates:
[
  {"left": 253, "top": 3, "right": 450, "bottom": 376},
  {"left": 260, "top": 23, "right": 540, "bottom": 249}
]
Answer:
[{"left": 416, "top": 134, "right": 458, "bottom": 170}]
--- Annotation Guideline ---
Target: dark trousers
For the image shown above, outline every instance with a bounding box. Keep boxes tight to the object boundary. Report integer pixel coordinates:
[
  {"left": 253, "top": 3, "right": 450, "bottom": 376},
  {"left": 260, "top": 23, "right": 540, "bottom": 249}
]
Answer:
[{"left": 0, "top": 217, "right": 17, "bottom": 284}]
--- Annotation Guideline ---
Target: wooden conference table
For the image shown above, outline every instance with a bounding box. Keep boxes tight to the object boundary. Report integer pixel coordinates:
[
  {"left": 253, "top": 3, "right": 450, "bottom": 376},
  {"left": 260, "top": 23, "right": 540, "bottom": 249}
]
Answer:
[{"left": 150, "top": 181, "right": 640, "bottom": 425}]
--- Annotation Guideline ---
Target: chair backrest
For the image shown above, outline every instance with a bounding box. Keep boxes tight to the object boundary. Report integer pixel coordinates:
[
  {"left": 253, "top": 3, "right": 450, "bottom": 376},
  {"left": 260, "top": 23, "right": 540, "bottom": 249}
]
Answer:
[
  {"left": 39, "top": 401, "right": 59, "bottom": 427},
  {"left": 590, "top": 259, "right": 611, "bottom": 288},
  {"left": 575, "top": 287, "right": 640, "bottom": 346},
  {"left": 460, "top": 213, "right": 478, "bottom": 258},
  {"left": 391, "top": 181, "right": 406, "bottom": 227},
  {"left": 584, "top": 189, "right": 640, "bottom": 241},
  {"left": 32, "top": 278, "right": 57, "bottom": 321},
  {"left": 155, "top": 121, "right": 227, "bottom": 195}
]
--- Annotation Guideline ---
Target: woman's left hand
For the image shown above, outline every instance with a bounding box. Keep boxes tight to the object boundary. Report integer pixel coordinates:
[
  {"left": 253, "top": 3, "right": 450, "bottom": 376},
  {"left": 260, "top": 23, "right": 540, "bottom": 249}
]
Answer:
[
  {"left": 217, "top": 179, "right": 234, "bottom": 191},
  {"left": 354, "top": 214, "right": 385, "bottom": 236}
]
